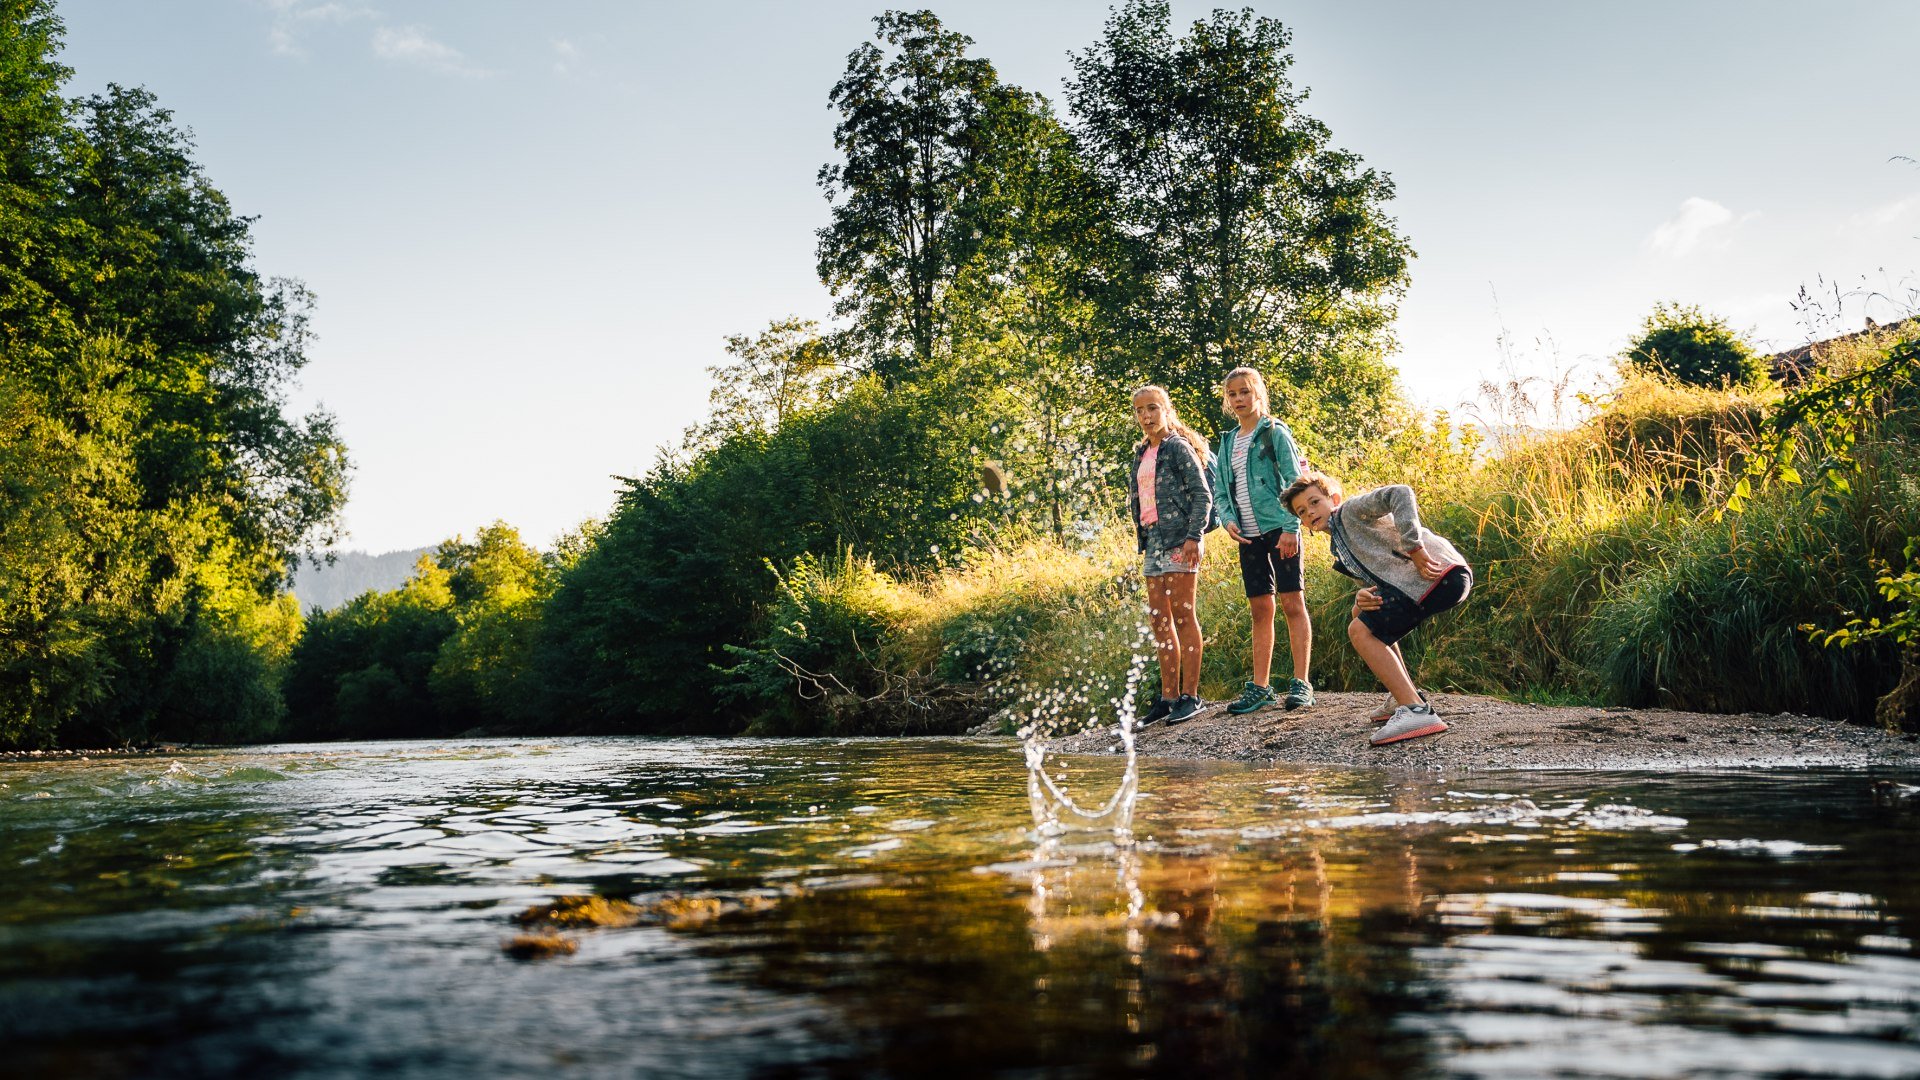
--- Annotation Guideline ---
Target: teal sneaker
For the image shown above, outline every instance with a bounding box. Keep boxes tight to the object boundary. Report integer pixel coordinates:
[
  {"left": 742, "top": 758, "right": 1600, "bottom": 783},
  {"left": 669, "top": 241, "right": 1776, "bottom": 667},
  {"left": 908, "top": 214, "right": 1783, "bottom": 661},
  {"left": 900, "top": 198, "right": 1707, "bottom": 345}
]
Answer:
[
  {"left": 1226, "top": 681, "right": 1278, "bottom": 715},
  {"left": 1283, "top": 677, "right": 1315, "bottom": 710}
]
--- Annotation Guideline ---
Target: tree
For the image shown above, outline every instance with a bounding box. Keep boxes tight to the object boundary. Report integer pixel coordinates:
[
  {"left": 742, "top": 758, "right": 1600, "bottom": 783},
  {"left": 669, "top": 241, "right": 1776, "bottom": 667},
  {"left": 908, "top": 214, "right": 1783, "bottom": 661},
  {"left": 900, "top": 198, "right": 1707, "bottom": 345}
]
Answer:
[
  {"left": 1066, "top": 1, "right": 1413, "bottom": 417},
  {"left": 700, "top": 317, "right": 853, "bottom": 441},
  {"left": 816, "top": 10, "right": 1007, "bottom": 381},
  {"left": 0, "top": 7, "right": 348, "bottom": 745},
  {"left": 1624, "top": 302, "right": 1768, "bottom": 388},
  {"left": 428, "top": 523, "right": 553, "bottom": 724}
]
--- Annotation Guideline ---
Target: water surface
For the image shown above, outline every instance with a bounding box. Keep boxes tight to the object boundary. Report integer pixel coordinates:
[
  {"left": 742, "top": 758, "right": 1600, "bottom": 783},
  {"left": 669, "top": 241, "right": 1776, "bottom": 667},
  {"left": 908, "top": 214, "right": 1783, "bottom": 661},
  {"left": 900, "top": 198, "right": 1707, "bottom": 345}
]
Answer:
[{"left": 4, "top": 737, "right": 1920, "bottom": 1078}]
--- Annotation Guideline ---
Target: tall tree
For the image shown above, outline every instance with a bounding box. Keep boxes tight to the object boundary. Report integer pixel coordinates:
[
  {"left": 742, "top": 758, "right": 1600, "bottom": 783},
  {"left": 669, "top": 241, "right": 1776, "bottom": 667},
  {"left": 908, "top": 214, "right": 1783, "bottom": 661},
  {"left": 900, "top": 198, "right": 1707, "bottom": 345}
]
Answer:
[
  {"left": 1, "top": 5, "right": 348, "bottom": 745},
  {"left": 700, "top": 317, "right": 853, "bottom": 442},
  {"left": 1067, "top": 0, "right": 1413, "bottom": 416},
  {"left": 816, "top": 10, "right": 1005, "bottom": 382}
]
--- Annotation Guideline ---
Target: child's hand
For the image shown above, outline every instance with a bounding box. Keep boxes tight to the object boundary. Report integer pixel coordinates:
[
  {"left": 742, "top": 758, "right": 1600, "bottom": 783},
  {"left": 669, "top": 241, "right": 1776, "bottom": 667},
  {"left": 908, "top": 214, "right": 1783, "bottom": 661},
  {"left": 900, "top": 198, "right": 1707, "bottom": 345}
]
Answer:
[
  {"left": 1352, "top": 587, "right": 1382, "bottom": 616},
  {"left": 1223, "top": 522, "right": 1248, "bottom": 544},
  {"left": 1408, "top": 545, "right": 1446, "bottom": 580},
  {"left": 1177, "top": 539, "right": 1200, "bottom": 567},
  {"left": 1278, "top": 531, "right": 1299, "bottom": 559}
]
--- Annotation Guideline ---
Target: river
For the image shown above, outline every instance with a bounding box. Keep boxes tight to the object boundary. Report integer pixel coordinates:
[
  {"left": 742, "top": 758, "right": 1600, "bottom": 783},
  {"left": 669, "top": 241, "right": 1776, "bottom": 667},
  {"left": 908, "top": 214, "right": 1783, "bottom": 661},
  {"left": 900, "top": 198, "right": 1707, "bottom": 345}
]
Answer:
[{"left": 4, "top": 737, "right": 1919, "bottom": 1077}]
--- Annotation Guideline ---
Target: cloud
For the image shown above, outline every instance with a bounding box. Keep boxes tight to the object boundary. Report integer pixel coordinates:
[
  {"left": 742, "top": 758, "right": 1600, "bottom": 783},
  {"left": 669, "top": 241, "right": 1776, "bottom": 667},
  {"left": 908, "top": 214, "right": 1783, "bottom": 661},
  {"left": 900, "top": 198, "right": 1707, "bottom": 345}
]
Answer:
[
  {"left": 1844, "top": 193, "right": 1920, "bottom": 233},
  {"left": 372, "top": 25, "right": 489, "bottom": 77},
  {"left": 263, "top": 0, "right": 377, "bottom": 57},
  {"left": 1645, "top": 197, "right": 1753, "bottom": 258},
  {"left": 552, "top": 38, "right": 581, "bottom": 78}
]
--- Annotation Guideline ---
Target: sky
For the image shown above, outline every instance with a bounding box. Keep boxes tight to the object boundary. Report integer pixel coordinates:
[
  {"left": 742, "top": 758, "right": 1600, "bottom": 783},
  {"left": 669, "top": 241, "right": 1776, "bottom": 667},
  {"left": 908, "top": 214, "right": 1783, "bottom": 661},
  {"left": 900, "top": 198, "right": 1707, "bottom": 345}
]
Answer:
[{"left": 52, "top": 1, "right": 1920, "bottom": 553}]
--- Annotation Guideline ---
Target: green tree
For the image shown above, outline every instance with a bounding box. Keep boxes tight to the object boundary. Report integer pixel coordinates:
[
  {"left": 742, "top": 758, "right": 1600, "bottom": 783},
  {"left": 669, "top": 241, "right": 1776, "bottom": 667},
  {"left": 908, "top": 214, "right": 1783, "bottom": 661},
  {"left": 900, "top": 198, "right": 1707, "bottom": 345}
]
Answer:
[
  {"left": 1, "top": 6, "right": 346, "bottom": 745},
  {"left": 282, "top": 559, "right": 457, "bottom": 740},
  {"left": 1066, "top": 1, "right": 1413, "bottom": 415},
  {"left": 428, "top": 522, "right": 554, "bottom": 725},
  {"left": 816, "top": 10, "right": 1009, "bottom": 381},
  {"left": 1624, "top": 302, "right": 1768, "bottom": 388},
  {"left": 699, "top": 317, "right": 853, "bottom": 442}
]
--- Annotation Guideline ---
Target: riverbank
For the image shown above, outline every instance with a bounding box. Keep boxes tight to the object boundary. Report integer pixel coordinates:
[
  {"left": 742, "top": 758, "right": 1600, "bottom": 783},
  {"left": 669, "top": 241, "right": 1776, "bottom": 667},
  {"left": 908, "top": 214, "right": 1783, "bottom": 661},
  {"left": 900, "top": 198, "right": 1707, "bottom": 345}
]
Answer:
[{"left": 1044, "top": 692, "right": 1920, "bottom": 770}]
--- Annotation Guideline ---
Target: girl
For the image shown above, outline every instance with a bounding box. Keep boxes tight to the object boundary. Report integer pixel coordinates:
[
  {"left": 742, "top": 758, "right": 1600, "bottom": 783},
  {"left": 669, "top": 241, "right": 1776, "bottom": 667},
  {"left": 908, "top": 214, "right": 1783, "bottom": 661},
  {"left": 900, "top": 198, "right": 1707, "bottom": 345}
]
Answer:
[
  {"left": 1213, "top": 367, "right": 1314, "bottom": 715},
  {"left": 1126, "top": 386, "right": 1213, "bottom": 726}
]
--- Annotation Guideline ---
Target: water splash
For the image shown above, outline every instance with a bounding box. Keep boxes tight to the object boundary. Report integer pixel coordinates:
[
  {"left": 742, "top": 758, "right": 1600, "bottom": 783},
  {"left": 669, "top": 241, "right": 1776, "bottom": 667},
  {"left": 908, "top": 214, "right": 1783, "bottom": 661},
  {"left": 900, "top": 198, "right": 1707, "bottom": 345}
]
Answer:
[{"left": 1016, "top": 617, "right": 1155, "bottom": 841}]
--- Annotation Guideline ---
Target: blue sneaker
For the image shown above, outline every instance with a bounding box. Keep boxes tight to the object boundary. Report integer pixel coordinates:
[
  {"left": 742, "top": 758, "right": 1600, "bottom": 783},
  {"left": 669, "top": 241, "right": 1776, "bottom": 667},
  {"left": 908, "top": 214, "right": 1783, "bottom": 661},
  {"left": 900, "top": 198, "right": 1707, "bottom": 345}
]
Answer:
[
  {"left": 1165, "top": 694, "right": 1202, "bottom": 725},
  {"left": 1283, "top": 678, "right": 1316, "bottom": 710},
  {"left": 1226, "top": 681, "right": 1278, "bottom": 715},
  {"left": 1137, "top": 697, "right": 1174, "bottom": 728}
]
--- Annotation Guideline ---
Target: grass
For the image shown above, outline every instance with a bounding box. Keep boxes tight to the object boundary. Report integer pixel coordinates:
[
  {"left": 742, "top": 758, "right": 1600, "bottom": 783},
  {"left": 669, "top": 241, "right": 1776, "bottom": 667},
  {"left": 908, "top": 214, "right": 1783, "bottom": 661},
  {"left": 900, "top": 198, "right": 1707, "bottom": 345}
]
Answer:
[{"left": 739, "top": 362, "right": 1919, "bottom": 733}]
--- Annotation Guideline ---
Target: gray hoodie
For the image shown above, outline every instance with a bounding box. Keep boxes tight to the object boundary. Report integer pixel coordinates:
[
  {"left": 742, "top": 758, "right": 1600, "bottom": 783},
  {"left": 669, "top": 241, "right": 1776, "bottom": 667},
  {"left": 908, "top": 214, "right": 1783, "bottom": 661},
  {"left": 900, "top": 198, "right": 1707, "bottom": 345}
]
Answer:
[{"left": 1326, "top": 485, "right": 1469, "bottom": 603}]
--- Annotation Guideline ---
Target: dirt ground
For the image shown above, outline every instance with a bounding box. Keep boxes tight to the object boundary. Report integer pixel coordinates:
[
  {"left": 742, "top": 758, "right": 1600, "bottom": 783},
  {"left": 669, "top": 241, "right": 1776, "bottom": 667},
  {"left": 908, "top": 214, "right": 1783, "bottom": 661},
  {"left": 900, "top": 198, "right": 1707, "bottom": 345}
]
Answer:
[{"left": 1043, "top": 691, "right": 1920, "bottom": 771}]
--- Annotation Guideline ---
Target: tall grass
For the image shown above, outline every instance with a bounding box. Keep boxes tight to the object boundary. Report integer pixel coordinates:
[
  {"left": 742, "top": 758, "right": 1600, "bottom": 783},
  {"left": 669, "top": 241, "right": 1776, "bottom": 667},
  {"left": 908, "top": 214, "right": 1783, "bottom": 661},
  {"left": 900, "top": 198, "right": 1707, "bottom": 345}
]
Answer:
[{"left": 733, "top": 357, "right": 1919, "bottom": 732}]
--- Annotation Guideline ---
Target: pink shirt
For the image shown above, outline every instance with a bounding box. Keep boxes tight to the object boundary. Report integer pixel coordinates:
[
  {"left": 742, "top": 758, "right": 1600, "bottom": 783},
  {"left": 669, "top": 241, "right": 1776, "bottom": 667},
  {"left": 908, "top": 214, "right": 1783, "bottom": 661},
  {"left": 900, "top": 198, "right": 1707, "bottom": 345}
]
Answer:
[{"left": 1136, "top": 443, "right": 1160, "bottom": 525}]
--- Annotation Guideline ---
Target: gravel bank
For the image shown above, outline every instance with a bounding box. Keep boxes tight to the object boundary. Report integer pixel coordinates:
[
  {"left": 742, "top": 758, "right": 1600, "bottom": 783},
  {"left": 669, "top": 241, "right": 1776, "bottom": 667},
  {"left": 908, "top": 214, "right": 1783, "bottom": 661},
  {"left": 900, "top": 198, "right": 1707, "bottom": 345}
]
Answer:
[{"left": 1045, "top": 691, "right": 1920, "bottom": 771}]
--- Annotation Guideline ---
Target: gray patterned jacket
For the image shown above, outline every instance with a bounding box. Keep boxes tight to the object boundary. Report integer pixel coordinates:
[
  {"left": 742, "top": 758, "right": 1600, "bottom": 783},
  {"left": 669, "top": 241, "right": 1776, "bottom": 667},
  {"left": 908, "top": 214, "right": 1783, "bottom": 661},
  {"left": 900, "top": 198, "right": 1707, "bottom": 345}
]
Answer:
[{"left": 1126, "top": 435, "right": 1213, "bottom": 555}]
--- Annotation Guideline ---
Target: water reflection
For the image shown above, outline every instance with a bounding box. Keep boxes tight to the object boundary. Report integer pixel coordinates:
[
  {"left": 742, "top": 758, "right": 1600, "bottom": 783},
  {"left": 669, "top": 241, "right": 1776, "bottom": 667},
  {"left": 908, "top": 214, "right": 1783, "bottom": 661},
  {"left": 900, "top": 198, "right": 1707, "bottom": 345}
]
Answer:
[{"left": 2, "top": 742, "right": 1920, "bottom": 1077}]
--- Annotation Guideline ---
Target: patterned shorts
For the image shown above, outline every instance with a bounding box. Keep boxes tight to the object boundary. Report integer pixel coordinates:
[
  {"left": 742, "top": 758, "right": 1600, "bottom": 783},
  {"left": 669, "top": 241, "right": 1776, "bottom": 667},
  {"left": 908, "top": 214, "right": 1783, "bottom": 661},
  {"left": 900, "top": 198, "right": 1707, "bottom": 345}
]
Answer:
[{"left": 1143, "top": 542, "right": 1201, "bottom": 577}]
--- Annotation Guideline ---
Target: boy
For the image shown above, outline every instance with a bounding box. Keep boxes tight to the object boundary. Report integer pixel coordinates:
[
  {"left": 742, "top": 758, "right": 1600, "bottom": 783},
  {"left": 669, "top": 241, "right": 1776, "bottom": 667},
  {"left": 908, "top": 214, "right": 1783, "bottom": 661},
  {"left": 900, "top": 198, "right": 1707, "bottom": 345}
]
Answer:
[{"left": 1282, "top": 472, "right": 1472, "bottom": 746}]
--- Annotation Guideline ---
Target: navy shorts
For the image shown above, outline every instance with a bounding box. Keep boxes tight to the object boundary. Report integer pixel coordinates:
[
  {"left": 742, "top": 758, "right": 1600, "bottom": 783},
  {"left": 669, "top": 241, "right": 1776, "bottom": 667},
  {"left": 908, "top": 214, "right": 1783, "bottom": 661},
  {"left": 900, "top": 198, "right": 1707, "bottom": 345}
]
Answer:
[
  {"left": 1357, "top": 566, "right": 1472, "bottom": 646},
  {"left": 1238, "top": 528, "right": 1304, "bottom": 597}
]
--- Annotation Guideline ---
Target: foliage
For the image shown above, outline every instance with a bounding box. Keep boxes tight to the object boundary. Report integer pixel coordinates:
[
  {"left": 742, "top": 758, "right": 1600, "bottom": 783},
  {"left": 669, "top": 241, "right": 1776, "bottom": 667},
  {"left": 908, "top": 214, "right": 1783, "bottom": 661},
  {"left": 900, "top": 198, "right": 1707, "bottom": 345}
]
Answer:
[
  {"left": 699, "top": 317, "right": 853, "bottom": 443},
  {"left": 283, "top": 560, "right": 456, "bottom": 740},
  {"left": 817, "top": 10, "right": 1010, "bottom": 380},
  {"left": 1623, "top": 302, "right": 1768, "bottom": 389},
  {"left": 1, "top": 4, "right": 345, "bottom": 747},
  {"left": 1065, "top": 0, "right": 1412, "bottom": 418}
]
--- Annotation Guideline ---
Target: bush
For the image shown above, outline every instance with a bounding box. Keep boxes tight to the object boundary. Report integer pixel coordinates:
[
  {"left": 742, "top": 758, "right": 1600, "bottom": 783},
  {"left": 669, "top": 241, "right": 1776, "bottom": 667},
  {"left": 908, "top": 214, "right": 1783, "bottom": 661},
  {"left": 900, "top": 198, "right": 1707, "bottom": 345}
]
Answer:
[{"left": 1624, "top": 302, "right": 1769, "bottom": 388}]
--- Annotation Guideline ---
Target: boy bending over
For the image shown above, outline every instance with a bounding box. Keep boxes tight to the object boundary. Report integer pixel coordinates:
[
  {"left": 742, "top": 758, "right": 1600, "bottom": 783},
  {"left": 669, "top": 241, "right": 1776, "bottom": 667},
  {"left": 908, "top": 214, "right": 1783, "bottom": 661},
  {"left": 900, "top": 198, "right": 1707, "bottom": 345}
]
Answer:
[{"left": 1283, "top": 473, "right": 1472, "bottom": 746}]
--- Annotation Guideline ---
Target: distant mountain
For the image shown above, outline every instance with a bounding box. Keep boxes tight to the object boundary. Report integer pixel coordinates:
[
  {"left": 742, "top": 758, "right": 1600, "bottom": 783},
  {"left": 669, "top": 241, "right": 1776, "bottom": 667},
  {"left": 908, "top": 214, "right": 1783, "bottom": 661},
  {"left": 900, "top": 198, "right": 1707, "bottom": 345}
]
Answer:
[{"left": 290, "top": 547, "right": 434, "bottom": 612}]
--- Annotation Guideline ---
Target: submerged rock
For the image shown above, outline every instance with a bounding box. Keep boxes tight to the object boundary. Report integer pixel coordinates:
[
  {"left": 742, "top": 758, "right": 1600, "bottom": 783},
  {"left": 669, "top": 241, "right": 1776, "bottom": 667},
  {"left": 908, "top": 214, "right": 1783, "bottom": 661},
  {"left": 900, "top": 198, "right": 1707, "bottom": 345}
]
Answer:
[{"left": 501, "top": 931, "right": 577, "bottom": 960}]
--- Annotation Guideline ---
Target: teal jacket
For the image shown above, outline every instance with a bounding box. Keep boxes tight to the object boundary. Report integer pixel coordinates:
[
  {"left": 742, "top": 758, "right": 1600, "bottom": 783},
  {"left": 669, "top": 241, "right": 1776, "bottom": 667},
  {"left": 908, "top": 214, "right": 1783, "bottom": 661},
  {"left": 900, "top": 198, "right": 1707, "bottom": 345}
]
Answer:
[{"left": 1212, "top": 417, "right": 1305, "bottom": 536}]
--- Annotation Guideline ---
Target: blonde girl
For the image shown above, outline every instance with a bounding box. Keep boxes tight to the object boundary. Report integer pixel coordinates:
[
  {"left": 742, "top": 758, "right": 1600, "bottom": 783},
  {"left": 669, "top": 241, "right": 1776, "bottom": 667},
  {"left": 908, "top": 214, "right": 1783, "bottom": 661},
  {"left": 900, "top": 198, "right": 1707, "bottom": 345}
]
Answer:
[
  {"left": 1125, "top": 386, "right": 1213, "bottom": 725},
  {"left": 1213, "top": 367, "right": 1315, "bottom": 714}
]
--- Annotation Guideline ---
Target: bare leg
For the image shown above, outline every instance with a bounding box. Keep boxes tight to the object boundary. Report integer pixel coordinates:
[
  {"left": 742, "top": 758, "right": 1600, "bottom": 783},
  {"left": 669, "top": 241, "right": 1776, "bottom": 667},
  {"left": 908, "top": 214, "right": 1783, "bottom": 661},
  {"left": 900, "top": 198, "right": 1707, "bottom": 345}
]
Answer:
[
  {"left": 1166, "top": 572, "right": 1203, "bottom": 696},
  {"left": 1349, "top": 618, "right": 1419, "bottom": 707},
  {"left": 1147, "top": 576, "right": 1180, "bottom": 698},
  {"left": 1247, "top": 593, "right": 1275, "bottom": 686},
  {"left": 1278, "top": 590, "right": 1312, "bottom": 683},
  {"left": 1389, "top": 642, "right": 1416, "bottom": 697}
]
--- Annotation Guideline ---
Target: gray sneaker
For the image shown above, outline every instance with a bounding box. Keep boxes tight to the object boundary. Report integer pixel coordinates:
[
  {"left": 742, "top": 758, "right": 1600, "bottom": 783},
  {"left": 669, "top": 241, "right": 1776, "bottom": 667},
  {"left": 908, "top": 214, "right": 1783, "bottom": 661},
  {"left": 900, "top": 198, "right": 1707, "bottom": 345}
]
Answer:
[
  {"left": 1371, "top": 704, "right": 1447, "bottom": 746},
  {"left": 1370, "top": 691, "right": 1426, "bottom": 723},
  {"left": 1282, "top": 678, "right": 1315, "bottom": 710},
  {"left": 1165, "top": 694, "right": 1202, "bottom": 725},
  {"left": 1226, "top": 681, "right": 1278, "bottom": 715}
]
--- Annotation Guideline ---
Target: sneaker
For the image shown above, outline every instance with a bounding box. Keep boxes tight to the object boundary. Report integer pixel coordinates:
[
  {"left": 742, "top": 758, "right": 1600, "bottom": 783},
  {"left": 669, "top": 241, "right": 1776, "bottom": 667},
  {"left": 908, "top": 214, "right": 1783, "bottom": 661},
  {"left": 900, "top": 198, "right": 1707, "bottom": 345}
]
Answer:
[
  {"left": 1369, "top": 691, "right": 1426, "bottom": 723},
  {"left": 1282, "top": 677, "right": 1315, "bottom": 710},
  {"left": 1165, "top": 694, "right": 1202, "bottom": 725},
  {"left": 1137, "top": 697, "right": 1175, "bottom": 728},
  {"left": 1371, "top": 704, "right": 1447, "bottom": 746},
  {"left": 1226, "top": 681, "right": 1278, "bottom": 715}
]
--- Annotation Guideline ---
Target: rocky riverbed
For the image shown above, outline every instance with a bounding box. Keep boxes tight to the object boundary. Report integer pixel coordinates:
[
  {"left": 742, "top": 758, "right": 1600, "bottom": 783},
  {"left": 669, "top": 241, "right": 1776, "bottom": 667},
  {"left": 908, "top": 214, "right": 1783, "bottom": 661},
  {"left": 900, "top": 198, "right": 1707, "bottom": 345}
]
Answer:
[{"left": 1045, "top": 691, "right": 1920, "bottom": 770}]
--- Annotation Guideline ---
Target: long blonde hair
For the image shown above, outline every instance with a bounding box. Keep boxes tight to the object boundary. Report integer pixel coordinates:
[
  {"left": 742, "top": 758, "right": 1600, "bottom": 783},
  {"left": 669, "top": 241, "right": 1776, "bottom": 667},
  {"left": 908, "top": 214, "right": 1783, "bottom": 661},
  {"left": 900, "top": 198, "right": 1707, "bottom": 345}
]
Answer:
[
  {"left": 1220, "top": 366, "right": 1271, "bottom": 418},
  {"left": 1132, "top": 385, "right": 1210, "bottom": 461}
]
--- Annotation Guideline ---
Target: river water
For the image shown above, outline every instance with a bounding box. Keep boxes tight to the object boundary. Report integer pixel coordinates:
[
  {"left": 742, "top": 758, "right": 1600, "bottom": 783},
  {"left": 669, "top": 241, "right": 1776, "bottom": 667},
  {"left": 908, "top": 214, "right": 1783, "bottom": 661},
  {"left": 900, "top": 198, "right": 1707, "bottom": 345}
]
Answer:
[{"left": 4, "top": 737, "right": 1920, "bottom": 1078}]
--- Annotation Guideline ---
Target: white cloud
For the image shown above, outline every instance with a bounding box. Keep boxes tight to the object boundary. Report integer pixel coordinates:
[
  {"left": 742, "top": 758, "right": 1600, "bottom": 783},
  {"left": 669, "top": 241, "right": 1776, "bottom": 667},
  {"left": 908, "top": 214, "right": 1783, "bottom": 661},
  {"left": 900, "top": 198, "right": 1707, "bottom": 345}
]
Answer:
[
  {"left": 552, "top": 38, "right": 581, "bottom": 78},
  {"left": 372, "top": 25, "right": 488, "bottom": 77},
  {"left": 1644, "top": 197, "right": 1752, "bottom": 258},
  {"left": 1844, "top": 193, "right": 1920, "bottom": 233},
  {"left": 263, "top": 0, "right": 377, "bottom": 57}
]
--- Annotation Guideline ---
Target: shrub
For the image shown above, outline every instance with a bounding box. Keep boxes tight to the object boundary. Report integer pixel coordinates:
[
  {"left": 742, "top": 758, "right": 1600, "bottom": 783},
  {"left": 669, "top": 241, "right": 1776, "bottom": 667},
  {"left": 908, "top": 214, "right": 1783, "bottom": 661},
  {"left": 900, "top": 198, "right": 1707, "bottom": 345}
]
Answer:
[{"left": 1623, "top": 302, "right": 1769, "bottom": 388}]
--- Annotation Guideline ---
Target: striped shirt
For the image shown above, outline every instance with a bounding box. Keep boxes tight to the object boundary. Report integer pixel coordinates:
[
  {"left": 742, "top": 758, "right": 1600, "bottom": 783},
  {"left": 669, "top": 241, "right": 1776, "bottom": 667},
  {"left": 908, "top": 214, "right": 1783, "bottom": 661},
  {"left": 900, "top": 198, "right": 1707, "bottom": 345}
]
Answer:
[{"left": 1230, "top": 426, "right": 1260, "bottom": 534}]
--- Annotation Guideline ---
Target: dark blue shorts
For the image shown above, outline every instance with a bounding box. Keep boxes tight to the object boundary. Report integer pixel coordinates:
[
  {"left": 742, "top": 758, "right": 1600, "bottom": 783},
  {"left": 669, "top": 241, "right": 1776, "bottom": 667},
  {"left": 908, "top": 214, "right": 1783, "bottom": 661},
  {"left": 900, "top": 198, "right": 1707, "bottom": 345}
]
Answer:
[
  {"left": 1238, "top": 528, "right": 1304, "bottom": 597},
  {"left": 1357, "top": 566, "right": 1472, "bottom": 646}
]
